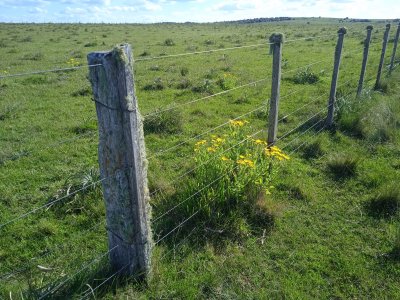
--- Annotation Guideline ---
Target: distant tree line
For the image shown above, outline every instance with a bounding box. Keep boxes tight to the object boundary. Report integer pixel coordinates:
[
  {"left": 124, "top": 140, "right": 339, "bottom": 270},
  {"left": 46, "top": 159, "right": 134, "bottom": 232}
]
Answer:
[{"left": 224, "top": 17, "right": 294, "bottom": 24}]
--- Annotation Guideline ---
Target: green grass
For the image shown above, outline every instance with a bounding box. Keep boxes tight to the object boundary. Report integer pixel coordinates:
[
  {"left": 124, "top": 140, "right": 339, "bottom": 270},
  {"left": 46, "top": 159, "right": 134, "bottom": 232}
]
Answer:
[{"left": 0, "top": 18, "right": 400, "bottom": 298}]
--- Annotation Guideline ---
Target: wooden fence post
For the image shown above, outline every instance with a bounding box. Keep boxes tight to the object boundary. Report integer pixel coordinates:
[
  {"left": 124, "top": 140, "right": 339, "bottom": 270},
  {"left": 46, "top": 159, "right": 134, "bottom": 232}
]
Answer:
[
  {"left": 375, "top": 23, "right": 391, "bottom": 89},
  {"left": 87, "top": 44, "right": 152, "bottom": 277},
  {"left": 326, "top": 27, "right": 347, "bottom": 127},
  {"left": 267, "top": 33, "right": 284, "bottom": 145},
  {"left": 357, "top": 25, "right": 373, "bottom": 97},
  {"left": 389, "top": 22, "right": 400, "bottom": 73}
]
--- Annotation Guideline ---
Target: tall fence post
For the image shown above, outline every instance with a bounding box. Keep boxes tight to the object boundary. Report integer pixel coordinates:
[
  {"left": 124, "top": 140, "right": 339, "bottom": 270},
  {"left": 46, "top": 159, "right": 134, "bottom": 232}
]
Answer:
[
  {"left": 326, "top": 27, "right": 347, "bottom": 127},
  {"left": 389, "top": 22, "right": 400, "bottom": 73},
  {"left": 375, "top": 23, "right": 391, "bottom": 89},
  {"left": 87, "top": 44, "right": 152, "bottom": 277},
  {"left": 357, "top": 25, "right": 373, "bottom": 97},
  {"left": 267, "top": 33, "right": 283, "bottom": 145}
]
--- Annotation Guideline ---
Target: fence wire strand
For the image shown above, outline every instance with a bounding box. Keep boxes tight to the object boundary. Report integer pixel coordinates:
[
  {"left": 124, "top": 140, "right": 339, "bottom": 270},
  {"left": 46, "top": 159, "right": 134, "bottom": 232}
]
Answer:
[
  {"left": 143, "top": 77, "right": 270, "bottom": 118},
  {"left": 0, "top": 64, "right": 102, "bottom": 79},
  {"left": 135, "top": 43, "right": 270, "bottom": 62},
  {"left": 38, "top": 245, "right": 118, "bottom": 300}
]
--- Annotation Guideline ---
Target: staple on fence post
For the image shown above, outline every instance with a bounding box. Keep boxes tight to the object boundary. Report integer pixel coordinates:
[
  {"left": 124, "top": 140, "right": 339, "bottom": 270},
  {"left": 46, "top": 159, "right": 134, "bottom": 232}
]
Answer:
[
  {"left": 267, "top": 33, "right": 284, "bottom": 145},
  {"left": 389, "top": 23, "right": 400, "bottom": 73},
  {"left": 87, "top": 44, "right": 152, "bottom": 278},
  {"left": 326, "top": 27, "right": 347, "bottom": 127},
  {"left": 357, "top": 25, "right": 373, "bottom": 97},
  {"left": 375, "top": 23, "right": 391, "bottom": 89}
]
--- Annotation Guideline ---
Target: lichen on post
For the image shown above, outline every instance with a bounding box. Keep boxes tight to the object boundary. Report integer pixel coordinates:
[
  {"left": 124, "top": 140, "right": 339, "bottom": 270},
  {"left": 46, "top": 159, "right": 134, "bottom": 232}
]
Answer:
[{"left": 87, "top": 44, "right": 153, "bottom": 278}]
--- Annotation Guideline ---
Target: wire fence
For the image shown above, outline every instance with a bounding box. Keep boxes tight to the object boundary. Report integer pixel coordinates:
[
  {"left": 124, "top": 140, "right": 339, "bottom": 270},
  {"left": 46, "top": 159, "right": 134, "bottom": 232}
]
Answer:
[{"left": 0, "top": 22, "right": 399, "bottom": 299}]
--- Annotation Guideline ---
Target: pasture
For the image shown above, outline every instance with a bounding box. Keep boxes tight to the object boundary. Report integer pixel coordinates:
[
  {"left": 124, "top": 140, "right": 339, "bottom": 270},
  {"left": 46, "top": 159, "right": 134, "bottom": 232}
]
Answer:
[{"left": 0, "top": 18, "right": 400, "bottom": 298}]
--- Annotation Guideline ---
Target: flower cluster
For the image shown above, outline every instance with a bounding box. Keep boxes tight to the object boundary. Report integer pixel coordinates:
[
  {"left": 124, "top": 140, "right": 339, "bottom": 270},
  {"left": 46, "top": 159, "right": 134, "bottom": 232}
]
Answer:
[
  {"left": 265, "top": 146, "right": 290, "bottom": 160},
  {"left": 236, "top": 155, "right": 255, "bottom": 168},
  {"left": 229, "top": 119, "right": 249, "bottom": 127},
  {"left": 66, "top": 58, "right": 81, "bottom": 67}
]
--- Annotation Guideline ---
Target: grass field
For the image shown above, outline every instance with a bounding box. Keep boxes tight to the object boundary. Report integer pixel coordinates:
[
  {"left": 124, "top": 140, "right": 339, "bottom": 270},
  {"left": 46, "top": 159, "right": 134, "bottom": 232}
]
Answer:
[{"left": 0, "top": 18, "right": 400, "bottom": 299}]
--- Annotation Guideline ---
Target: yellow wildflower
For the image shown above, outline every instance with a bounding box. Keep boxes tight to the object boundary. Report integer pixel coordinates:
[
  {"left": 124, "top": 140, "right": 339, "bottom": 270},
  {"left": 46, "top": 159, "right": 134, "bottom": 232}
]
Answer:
[
  {"left": 207, "top": 147, "right": 216, "bottom": 152},
  {"left": 221, "top": 156, "right": 231, "bottom": 161},
  {"left": 237, "top": 159, "right": 255, "bottom": 168},
  {"left": 195, "top": 140, "right": 207, "bottom": 147},
  {"left": 254, "top": 139, "right": 267, "bottom": 145},
  {"left": 229, "top": 119, "right": 249, "bottom": 127},
  {"left": 264, "top": 146, "right": 290, "bottom": 160}
]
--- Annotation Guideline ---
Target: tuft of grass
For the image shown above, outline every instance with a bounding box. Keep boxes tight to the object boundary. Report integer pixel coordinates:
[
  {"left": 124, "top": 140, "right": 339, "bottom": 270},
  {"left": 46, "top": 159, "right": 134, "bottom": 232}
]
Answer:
[
  {"left": 391, "top": 228, "right": 400, "bottom": 260},
  {"left": 290, "top": 67, "right": 320, "bottom": 84},
  {"left": 176, "top": 78, "right": 192, "bottom": 89},
  {"left": 0, "top": 102, "right": 20, "bottom": 121},
  {"left": 253, "top": 100, "right": 269, "bottom": 119},
  {"left": 327, "top": 153, "right": 358, "bottom": 179},
  {"left": 139, "top": 50, "right": 151, "bottom": 57},
  {"left": 71, "top": 87, "right": 92, "bottom": 97},
  {"left": 164, "top": 38, "right": 175, "bottom": 46},
  {"left": 149, "top": 65, "right": 160, "bottom": 71},
  {"left": 143, "top": 78, "right": 165, "bottom": 91},
  {"left": 366, "top": 187, "right": 400, "bottom": 219},
  {"left": 192, "top": 79, "right": 214, "bottom": 94},
  {"left": 0, "top": 40, "right": 7, "bottom": 48},
  {"left": 374, "top": 80, "right": 389, "bottom": 93},
  {"left": 180, "top": 67, "right": 189, "bottom": 76},
  {"left": 84, "top": 41, "right": 98, "bottom": 47},
  {"left": 21, "top": 52, "right": 43, "bottom": 61},
  {"left": 144, "top": 107, "right": 183, "bottom": 134},
  {"left": 302, "top": 139, "right": 325, "bottom": 159},
  {"left": 338, "top": 91, "right": 398, "bottom": 143}
]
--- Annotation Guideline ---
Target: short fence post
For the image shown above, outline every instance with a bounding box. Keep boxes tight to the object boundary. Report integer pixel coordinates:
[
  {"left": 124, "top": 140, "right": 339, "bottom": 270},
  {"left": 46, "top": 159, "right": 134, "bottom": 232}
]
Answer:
[
  {"left": 357, "top": 25, "right": 373, "bottom": 97},
  {"left": 326, "top": 27, "right": 347, "bottom": 127},
  {"left": 87, "top": 44, "right": 152, "bottom": 277},
  {"left": 389, "top": 23, "right": 400, "bottom": 73},
  {"left": 267, "top": 33, "right": 284, "bottom": 145},
  {"left": 375, "top": 23, "right": 391, "bottom": 89}
]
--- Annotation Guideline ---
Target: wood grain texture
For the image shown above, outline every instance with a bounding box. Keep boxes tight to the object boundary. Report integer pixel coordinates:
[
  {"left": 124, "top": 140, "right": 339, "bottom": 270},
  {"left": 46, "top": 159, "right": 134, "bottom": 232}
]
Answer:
[{"left": 87, "top": 44, "right": 152, "bottom": 277}]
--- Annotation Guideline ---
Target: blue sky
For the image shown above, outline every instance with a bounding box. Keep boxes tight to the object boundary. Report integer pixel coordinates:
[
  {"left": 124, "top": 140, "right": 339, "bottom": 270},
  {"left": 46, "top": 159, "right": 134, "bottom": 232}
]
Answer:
[{"left": 0, "top": 0, "right": 398, "bottom": 23}]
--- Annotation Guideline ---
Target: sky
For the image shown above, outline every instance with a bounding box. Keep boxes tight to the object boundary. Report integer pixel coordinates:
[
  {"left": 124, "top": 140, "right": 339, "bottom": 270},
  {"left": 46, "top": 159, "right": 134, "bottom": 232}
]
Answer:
[{"left": 0, "top": 0, "right": 398, "bottom": 23}]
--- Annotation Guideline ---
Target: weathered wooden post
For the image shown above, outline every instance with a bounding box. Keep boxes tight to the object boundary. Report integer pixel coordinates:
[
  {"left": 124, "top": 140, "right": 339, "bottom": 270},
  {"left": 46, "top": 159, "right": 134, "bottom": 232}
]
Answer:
[
  {"left": 87, "top": 44, "right": 152, "bottom": 277},
  {"left": 375, "top": 23, "right": 391, "bottom": 89},
  {"left": 326, "top": 27, "right": 347, "bottom": 127},
  {"left": 267, "top": 33, "right": 283, "bottom": 145},
  {"left": 357, "top": 25, "right": 373, "bottom": 97},
  {"left": 389, "top": 23, "right": 400, "bottom": 73}
]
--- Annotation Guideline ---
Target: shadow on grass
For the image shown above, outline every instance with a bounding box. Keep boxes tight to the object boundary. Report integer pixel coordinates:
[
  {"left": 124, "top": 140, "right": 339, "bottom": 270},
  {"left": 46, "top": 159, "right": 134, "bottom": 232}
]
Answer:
[
  {"left": 27, "top": 262, "right": 114, "bottom": 299},
  {"left": 364, "top": 188, "right": 400, "bottom": 219}
]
